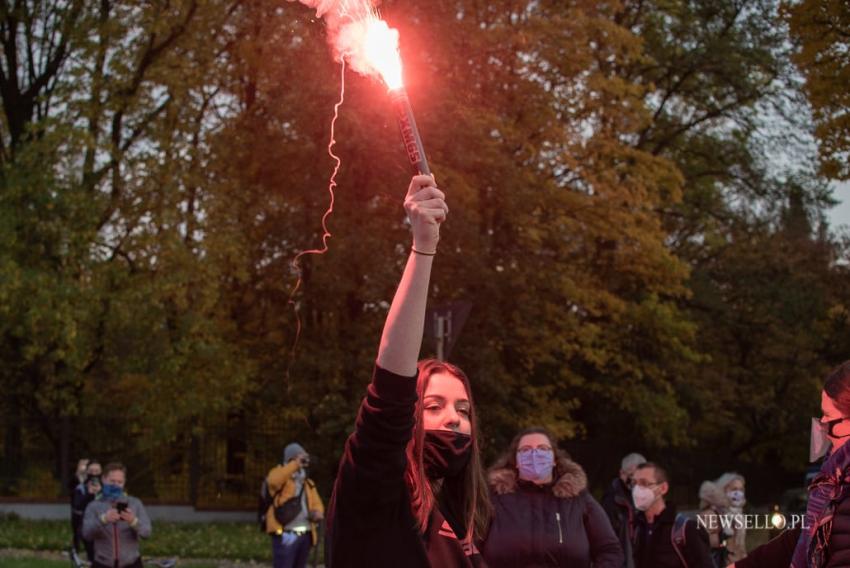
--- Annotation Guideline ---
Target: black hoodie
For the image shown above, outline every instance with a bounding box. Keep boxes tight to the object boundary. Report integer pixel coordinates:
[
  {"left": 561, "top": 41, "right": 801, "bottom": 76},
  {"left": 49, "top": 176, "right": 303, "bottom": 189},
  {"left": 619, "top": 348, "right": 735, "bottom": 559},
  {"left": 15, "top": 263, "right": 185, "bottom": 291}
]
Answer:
[{"left": 325, "top": 366, "right": 484, "bottom": 568}]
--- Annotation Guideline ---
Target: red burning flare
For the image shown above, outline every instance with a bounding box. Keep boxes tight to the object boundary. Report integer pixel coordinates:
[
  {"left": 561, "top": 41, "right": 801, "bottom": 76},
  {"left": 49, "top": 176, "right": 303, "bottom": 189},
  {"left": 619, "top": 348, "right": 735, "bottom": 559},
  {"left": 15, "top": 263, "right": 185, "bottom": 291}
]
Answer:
[
  {"left": 287, "top": 1, "right": 431, "bottom": 371},
  {"left": 362, "top": 16, "right": 404, "bottom": 90}
]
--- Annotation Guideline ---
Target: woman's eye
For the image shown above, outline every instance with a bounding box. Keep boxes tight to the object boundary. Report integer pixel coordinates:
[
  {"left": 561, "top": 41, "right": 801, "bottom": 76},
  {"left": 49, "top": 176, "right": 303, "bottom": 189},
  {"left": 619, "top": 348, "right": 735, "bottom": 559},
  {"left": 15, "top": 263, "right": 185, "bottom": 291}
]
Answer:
[{"left": 458, "top": 408, "right": 470, "bottom": 417}]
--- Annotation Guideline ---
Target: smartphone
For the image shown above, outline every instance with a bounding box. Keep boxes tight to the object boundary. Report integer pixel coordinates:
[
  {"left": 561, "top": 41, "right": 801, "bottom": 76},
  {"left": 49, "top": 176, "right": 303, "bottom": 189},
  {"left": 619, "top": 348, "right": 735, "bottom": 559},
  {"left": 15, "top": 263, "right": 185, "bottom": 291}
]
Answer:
[{"left": 116, "top": 501, "right": 128, "bottom": 514}]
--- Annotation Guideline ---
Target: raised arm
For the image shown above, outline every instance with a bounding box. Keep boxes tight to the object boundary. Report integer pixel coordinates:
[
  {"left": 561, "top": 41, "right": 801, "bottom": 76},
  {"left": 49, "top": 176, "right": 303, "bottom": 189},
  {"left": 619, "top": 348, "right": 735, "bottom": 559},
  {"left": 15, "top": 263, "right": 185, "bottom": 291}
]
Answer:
[{"left": 376, "top": 175, "right": 447, "bottom": 375}]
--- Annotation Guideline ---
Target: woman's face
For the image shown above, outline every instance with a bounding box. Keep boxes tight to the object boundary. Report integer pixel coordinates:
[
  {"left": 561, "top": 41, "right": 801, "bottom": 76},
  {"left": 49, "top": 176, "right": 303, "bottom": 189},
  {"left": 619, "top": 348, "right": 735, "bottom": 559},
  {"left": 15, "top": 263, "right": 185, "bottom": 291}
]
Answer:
[
  {"left": 821, "top": 391, "right": 850, "bottom": 450},
  {"left": 517, "top": 433, "right": 553, "bottom": 456},
  {"left": 422, "top": 372, "right": 472, "bottom": 435},
  {"left": 725, "top": 479, "right": 744, "bottom": 493}
]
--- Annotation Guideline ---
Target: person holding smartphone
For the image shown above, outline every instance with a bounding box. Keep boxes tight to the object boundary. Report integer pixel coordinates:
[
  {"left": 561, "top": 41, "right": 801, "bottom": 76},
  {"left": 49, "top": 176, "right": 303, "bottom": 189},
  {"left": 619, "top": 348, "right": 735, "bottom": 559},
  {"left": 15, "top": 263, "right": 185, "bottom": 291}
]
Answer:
[{"left": 82, "top": 462, "right": 151, "bottom": 568}]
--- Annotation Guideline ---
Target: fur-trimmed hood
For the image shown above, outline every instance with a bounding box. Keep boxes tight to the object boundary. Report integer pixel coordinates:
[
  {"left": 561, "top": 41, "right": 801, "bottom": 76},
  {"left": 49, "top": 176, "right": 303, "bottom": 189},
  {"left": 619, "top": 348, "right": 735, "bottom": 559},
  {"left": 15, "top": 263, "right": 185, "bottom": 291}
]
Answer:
[{"left": 488, "top": 456, "right": 588, "bottom": 498}]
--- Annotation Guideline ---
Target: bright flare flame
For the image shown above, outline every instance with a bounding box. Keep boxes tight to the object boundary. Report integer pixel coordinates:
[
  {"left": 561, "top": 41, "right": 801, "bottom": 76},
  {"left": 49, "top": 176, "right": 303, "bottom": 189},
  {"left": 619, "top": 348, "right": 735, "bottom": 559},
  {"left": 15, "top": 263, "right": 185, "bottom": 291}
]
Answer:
[{"left": 362, "top": 17, "right": 403, "bottom": 90}]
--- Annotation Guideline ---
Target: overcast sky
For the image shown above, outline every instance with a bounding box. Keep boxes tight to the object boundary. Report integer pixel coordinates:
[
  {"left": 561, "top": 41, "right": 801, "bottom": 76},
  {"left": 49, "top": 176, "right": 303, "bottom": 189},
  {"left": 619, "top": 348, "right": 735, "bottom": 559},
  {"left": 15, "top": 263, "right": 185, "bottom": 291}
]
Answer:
[{"left": 830, "top": 180, "right": 850, "bottom": 231}]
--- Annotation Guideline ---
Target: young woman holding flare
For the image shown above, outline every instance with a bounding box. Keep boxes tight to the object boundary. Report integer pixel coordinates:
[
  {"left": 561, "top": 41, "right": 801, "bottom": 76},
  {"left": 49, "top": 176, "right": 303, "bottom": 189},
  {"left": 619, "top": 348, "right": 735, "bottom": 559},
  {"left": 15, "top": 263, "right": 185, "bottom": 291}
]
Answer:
[{"left": 324, "top": 176, "right": 491, "bottom": 567}]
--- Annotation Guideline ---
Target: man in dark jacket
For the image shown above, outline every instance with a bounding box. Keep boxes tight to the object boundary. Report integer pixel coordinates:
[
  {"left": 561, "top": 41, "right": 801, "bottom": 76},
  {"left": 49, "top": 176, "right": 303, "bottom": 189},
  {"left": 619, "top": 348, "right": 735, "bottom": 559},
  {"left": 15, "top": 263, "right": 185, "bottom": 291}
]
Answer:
[
  {"left": 631, "top": 462, "right": 713, "bottom": 568},
  {"left": 602, "top": 452, "right": 646, "bottom": 568}
]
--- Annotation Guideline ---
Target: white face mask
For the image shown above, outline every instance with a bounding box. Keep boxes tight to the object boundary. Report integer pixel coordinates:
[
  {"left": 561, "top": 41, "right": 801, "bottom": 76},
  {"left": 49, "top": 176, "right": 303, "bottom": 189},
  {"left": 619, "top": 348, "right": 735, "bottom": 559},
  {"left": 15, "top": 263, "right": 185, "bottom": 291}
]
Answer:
[
  {"left": 727, "top": 489, "right": 746, "bottom": 507},
  {"left": 632, "top": 485, "right": 657, "bottom": 511},
  {"left": 811, "top": 418, "right": 832, "bottom": 462}
]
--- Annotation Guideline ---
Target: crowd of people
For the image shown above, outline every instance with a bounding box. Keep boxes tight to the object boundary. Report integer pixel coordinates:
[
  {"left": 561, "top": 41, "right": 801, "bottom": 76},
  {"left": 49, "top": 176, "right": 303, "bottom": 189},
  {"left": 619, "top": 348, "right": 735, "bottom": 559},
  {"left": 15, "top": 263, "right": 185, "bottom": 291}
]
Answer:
[{"left": 68, "top": 176, "right": 850, "bottom": 568}]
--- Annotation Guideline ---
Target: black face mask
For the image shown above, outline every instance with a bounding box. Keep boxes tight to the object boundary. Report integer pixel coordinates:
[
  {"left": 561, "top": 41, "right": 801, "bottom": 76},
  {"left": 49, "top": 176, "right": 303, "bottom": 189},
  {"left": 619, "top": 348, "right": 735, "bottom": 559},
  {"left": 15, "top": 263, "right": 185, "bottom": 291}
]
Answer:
[{"left": 423, "top": 430, "right": 472, "bottom": 479}]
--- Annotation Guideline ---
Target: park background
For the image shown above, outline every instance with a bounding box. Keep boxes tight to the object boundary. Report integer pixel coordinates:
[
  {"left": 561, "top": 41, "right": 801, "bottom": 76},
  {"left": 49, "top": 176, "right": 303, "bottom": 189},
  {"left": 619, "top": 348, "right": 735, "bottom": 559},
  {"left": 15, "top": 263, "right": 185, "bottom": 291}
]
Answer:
[{"left": 1, "top": 0, "right": 849, "bottom": 550}]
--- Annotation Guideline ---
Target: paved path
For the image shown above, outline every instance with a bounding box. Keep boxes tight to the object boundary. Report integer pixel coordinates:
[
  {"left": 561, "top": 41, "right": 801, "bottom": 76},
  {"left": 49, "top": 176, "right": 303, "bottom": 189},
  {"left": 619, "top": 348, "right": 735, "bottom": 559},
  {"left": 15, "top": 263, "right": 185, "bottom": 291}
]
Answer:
[{"left": 0, "top": 502, "right": 254, "bottom": 523}]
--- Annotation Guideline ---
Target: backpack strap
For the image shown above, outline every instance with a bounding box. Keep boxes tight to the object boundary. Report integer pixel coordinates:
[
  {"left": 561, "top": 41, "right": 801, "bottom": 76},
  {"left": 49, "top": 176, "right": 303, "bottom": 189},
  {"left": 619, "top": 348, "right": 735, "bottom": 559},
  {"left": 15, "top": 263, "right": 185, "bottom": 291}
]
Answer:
[{"left": 671, "top": 513, "right": 690, "bottom": 568}]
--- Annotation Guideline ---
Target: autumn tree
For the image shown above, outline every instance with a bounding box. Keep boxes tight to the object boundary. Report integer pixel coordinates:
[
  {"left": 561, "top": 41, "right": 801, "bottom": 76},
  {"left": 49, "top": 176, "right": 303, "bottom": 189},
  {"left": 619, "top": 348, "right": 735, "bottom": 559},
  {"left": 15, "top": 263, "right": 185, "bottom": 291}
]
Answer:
[
  {"left": 602, "top": 0, "right": 849, "bottom": 492},
  {"left": 218, "top": 0, "right": 700, "bottom": 476},
  {"left": 786, "top": 0, "right": 850, "bottom": 179},
  {"left": 0, "top": 0, "right": 253, "bottom": 491},
  {"left": 2, "top": 0, "right": 848, "bottom": 502}
]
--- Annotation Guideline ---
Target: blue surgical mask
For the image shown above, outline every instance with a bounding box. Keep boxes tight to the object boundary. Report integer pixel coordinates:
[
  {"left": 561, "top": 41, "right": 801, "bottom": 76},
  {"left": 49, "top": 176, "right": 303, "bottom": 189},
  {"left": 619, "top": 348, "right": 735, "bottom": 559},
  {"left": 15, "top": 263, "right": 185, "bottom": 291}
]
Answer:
[
  {"left": 101, "top": 483, "right": 123, "bottom": 500},
  {"left": 517, "top": 449, "right": 555, "bottom": 481}
]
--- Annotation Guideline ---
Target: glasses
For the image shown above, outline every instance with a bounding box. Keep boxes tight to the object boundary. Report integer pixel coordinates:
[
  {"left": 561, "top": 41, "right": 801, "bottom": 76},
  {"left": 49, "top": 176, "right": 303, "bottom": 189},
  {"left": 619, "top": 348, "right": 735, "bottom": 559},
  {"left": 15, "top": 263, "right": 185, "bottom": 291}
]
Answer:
[
  {"left": 817, "top": 416, "right": 850, "bottom": 437},
  {"left": 517, "top": 445, "right": 553, "bottom": 454}
]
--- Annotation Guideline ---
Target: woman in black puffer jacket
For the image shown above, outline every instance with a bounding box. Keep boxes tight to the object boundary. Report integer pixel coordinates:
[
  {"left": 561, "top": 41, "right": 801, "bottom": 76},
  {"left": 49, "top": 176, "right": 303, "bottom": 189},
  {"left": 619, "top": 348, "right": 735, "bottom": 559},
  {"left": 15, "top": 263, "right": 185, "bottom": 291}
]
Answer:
[{"left": 481, "top": 427, "right": 623, "bottom": 568}]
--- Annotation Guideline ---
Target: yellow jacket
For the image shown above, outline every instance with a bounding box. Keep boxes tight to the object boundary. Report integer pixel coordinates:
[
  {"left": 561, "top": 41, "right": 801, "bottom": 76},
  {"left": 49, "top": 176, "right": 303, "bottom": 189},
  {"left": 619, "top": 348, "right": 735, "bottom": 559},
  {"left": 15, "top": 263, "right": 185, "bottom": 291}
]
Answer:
[{"left": 265, "top": 460, "right": 324, "bottom": 546}]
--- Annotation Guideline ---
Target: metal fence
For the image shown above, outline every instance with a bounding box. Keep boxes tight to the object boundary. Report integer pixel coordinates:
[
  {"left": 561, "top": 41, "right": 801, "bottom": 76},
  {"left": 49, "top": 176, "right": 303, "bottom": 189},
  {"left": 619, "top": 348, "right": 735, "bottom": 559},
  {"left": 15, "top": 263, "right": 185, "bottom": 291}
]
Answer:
[{"left": 0, "top": 413, "right": 289, "bottom": 509}]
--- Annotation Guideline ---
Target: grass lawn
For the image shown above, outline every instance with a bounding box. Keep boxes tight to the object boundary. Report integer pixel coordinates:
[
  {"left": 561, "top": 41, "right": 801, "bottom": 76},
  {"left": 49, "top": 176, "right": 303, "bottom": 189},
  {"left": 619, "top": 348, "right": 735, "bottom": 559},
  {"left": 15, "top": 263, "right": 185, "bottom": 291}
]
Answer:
[
  {"left": 0, "top": 559, "right": 69, "bottom": 568},
  {"left": 0, "top": 552, "right": 222, "bottom": 568},
  {"left": 0, "top": 517, "right": 290, "bottom": 562}
]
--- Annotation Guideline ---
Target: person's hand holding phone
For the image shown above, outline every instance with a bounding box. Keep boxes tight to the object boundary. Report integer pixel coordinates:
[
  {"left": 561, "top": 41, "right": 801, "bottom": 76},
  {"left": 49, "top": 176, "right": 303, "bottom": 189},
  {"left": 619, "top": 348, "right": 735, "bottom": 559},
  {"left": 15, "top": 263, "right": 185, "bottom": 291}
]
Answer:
[
  {"left": 104, "top": 508, "right": 121, "bottom": 523},
  {"left": 119, "top": 507, "right": 136, "bottom": 525}
]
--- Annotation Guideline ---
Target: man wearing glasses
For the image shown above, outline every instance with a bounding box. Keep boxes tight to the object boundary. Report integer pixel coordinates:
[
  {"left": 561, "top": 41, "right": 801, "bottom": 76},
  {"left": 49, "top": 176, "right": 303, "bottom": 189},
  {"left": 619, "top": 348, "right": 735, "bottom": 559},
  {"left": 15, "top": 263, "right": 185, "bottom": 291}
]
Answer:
[{"left": 630, "top": 462, "right": 713, "bottom": 568}]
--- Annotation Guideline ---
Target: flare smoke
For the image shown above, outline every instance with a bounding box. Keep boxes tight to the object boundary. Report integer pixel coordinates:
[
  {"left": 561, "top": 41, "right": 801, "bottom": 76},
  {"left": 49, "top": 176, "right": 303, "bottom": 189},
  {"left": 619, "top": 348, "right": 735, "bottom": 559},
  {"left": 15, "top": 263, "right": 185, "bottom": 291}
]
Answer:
[{"left": 289, "top": 0, "right": 431, "bottom": 176}]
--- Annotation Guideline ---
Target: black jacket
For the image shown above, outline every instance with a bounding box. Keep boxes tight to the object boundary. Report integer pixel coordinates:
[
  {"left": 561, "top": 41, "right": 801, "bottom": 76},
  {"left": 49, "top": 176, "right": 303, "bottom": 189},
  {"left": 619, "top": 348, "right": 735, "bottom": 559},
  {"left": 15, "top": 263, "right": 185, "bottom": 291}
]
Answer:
[
  {"left": 736, "top": 527, "right": 799, "bottom": 568},
  {"left": 481, "top": 461, "right": 623, "bottom": 567},
  {"left": 325, "top": 366, "right": 483, "bottom": 568},
  {"left": 633, "top": 503, "right": 713, "bottom": 568},
  {"left": 827, "top": 493, "right": 850, "bottom": 567},
  {"left": 739, "top": 490, "right": 850, "bottom": 567},
  {"left": 71, "top": 484, "right": 95, "bottom": 524},
  {"left": 602, "top": 477, "right": 636, "bottom": 568}
]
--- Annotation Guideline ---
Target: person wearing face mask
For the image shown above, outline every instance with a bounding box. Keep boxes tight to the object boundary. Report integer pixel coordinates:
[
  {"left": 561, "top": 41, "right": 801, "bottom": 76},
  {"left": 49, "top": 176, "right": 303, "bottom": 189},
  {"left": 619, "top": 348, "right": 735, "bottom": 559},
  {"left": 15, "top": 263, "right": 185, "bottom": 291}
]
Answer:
[
  {"left": 72, "top": 459, "right": 102, "bottom": 563},
  {"left": 480, "top": 427, "right": 623, "bottom": 567},
  {"left": 732, "top": 360, "right": 850, "bottom": 568},
  {"left": 696, "top": 472, "right": 747, "bottom": 567},
  {"left": 264, "top": 443, "right": 325, "bottom": 568},
  {"left": 631, "top": 462, "right": 713, "bottom": 568},
  {"left": 325, "top": 176, "right": 492, "bottom": 567},
  {"left": 81, "top": 462, "right": 151, "bottom": 568},
  {"left": 602, "top": 452, "right": 647, "bottom": 568},
  {"left": 72, "top": 458, "right": 90, "bottom": 492}
]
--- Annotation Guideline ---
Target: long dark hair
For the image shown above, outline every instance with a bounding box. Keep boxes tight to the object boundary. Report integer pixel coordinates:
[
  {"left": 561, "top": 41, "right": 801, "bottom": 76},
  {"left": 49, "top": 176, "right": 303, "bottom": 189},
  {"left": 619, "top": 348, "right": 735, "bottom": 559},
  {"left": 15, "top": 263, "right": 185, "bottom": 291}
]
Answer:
[
  {"left": 490, "top": 427, "right": 571, "bottom": 476},
  {"left": 405, "top": 359, "right": 491, "bottom": 540},
  {"left": 824, "top": 361, "right": 850, "bottom": 415}
]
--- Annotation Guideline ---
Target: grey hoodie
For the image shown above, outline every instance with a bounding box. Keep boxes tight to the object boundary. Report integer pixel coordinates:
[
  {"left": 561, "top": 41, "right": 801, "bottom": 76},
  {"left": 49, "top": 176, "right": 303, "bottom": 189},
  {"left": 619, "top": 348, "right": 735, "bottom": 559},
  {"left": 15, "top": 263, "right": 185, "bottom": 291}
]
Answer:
[{"left": 82, "top": 494, "right": 152, "bottom": 567}]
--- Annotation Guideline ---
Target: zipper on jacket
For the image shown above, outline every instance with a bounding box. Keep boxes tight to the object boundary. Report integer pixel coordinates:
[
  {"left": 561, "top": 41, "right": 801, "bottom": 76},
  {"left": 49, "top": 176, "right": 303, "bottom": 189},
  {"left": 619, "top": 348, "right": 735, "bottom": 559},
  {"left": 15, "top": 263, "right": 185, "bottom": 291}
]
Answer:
[
  {"left": 113, "top": 522, "right": 120, "bottom": 566},
  {"left": 555, "top": 512, "right": 563, "bottom": 544}
]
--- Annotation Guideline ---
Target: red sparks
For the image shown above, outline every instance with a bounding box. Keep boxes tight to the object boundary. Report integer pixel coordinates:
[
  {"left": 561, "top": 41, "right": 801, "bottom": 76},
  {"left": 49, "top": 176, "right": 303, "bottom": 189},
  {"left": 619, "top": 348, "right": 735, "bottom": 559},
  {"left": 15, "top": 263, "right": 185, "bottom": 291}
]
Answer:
[{"left": 287, "top": 58, "right": 347, "bottom": 370}]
